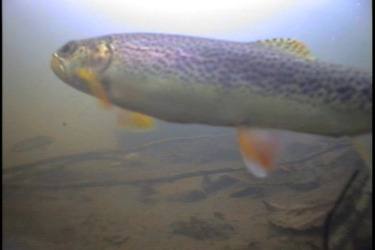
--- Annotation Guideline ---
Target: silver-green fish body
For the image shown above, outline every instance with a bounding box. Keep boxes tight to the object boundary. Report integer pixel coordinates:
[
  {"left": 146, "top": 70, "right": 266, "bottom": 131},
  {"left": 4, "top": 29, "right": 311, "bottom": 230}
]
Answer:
[{"left": 51, "top": 33, "right": 372, "bottom": 136}]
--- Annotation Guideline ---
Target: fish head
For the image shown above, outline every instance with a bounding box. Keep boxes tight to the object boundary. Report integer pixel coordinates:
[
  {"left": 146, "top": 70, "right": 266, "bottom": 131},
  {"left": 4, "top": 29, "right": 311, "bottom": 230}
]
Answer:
[{"left": 51, "top": 37, "right": 113, "bottom": 93}]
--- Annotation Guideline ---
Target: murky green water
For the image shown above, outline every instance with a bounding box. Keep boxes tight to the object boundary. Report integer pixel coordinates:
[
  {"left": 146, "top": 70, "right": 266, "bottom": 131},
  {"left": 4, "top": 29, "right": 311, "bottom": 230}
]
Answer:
[{"left": 3, "top": 1, "right": 372, "bottom": 249}]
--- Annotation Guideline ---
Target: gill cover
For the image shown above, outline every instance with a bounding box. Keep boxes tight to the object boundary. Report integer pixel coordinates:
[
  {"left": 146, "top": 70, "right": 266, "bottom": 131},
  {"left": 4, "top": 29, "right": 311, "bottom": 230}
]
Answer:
[
  {"left": 60, "top": 39, "right": 113, "bottom": 73},
  {"left": 85, "top": 40, "right": 113, "bottom": 72},
  {"left": 51, "top": 39, "right": 113, "bottom": 84},
  {"left": 66, "top": 40, "right": 156, "bottom": 131}
]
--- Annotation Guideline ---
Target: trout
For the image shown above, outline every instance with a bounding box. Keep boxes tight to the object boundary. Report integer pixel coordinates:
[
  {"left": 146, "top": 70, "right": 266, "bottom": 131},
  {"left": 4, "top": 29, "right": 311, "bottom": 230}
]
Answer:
[{"left": 51, "top": 33, "right": 372, "bottom": 177}]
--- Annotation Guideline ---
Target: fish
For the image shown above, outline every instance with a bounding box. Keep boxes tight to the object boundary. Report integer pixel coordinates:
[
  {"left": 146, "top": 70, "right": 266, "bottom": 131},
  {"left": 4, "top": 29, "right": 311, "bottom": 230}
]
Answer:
[{"left": 50, "top": 33, "right": 372, "bottom": 177}]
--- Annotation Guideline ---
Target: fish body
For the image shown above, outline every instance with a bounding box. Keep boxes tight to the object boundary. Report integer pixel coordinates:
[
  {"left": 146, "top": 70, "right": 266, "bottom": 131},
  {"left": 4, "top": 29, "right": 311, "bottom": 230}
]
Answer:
[
  {"left": 51, "top": 33, "right": 372, "bottom": 177},
  {"left": 51, "top": 33, "right": 371, "bottom": 136}
]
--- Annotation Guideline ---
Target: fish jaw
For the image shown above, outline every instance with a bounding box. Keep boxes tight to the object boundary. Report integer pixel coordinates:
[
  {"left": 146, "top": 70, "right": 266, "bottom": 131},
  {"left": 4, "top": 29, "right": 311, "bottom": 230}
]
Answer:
[
  {"left": 50, "top": 52, "right": 92, "bottom": 95},
  {"left": 51, "top": 53, "right": 67, "bottom": 82}
]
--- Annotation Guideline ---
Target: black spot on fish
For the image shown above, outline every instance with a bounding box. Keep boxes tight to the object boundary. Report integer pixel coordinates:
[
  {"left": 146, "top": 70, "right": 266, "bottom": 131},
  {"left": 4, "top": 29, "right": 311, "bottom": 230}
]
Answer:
[
  {"left": 336, "top": 86, "right": 353, "bottom": 94},
  {"left": 213, "top": 212, "right": 225, "bottom": 220},
  {"left": 156, "top": 58, "right": 167, "bottom": 67},
  {"left": 152, "top": 64, "right": 161, "bottom": 71},
  {"left": 338, "top": 91, "right": 354, "bottom": 102},
  {"left": 203, "top": 62, "right": 218, "bottom": 72}
]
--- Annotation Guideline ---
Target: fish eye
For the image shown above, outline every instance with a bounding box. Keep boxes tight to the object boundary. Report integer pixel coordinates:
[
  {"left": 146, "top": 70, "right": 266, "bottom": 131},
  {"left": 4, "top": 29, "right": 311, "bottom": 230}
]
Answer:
[{"left": 59, "top": 41, "right": 77, "bottom": 55}]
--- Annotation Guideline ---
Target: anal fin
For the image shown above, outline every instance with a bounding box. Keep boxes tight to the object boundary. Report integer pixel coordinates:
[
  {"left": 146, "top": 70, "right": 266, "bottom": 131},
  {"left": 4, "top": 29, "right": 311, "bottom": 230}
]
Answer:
[{"left": 237, "top": 128, "right": 281, "bottom": 178}]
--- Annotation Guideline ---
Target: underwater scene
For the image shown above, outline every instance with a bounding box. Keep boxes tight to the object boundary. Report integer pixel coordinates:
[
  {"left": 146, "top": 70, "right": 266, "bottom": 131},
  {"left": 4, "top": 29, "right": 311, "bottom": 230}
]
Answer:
[{"left": 3, "top": 0, "right": 372, "bottom": 250}]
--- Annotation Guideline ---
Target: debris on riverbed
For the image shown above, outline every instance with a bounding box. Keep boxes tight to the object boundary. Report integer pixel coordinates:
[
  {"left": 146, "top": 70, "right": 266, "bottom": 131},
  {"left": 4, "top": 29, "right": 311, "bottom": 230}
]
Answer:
[
  {"left": 170, "top": 216, "right": 235, "bottom": 240},
  {"left": 11, "top": 135, "right": 54, "bottom": 153}
]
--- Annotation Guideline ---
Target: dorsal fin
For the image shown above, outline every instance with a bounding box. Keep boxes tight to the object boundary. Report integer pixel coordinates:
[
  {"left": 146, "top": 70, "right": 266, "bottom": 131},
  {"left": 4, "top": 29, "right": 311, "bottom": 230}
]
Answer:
[{"left": 256, "top": 38, "right": 315, "bottom": 60}]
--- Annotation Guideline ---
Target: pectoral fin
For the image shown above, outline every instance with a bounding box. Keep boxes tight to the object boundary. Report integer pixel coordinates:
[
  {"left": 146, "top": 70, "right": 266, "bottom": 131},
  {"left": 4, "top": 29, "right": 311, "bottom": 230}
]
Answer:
[
  {"left": 116, "top": 109, "right": 156, "bottom": 131},
  {"left": 75, "top": 68, "right": 112, "bottom": 109},
  {"left": 237, "top": 128, "right": 281, "bottom": 178}
]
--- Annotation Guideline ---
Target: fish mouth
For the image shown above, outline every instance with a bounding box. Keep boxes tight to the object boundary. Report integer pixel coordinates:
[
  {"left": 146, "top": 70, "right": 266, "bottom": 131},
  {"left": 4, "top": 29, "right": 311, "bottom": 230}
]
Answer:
[
  {"left": 50, "top": 53, "right": 94, "bottom": 95},
  {"left": 51, "top": 53, "right": 69, "bottom": 82}
]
